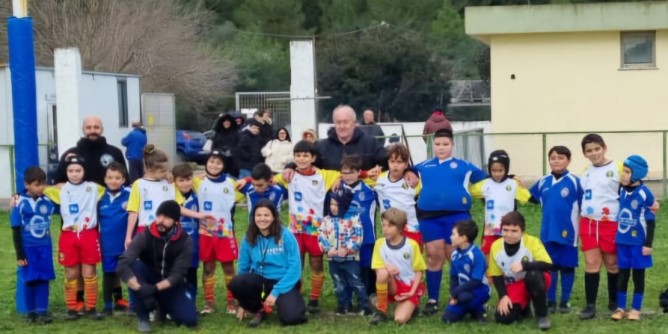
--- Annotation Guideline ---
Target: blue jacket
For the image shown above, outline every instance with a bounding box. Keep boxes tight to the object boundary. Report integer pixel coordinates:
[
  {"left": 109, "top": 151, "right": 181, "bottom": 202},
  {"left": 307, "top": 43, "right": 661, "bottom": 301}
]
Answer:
[
  {"left": 237, "top": 227, "right": 301, "bottom": 297},
  {"left": 121, "top": 128, "right": 147, "bottom": 160}
]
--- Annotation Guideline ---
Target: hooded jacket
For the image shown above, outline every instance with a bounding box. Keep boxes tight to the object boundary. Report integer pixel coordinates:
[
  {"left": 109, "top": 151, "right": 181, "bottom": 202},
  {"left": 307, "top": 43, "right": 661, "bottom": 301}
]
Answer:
[
  {"left": 55, "top": 137, "right": 127, "bottom": 184},
  {"left": 212, "top": 114, "right": 240, "bottom": 153},
  {"left": 117, "top": 221, "right": 193, "bottom": 288},
  {"left": 423, "top": 112, "right": 453, "bottom": 137},
  {"left": 316, "top": 127, "right": 387, "bottom": 170},
  {"left": 121, "top": 127, "right": 147, "bottom": 160}
]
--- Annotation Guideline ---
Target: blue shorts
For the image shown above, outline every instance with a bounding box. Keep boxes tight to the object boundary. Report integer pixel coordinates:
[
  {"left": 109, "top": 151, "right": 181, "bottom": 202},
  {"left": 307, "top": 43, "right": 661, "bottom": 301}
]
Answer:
[
  {"left": 544, "top": 242, "right": 578, "bottom": 268},
  {"left": 360, "top": 244, "right": 374, "bottom": 268},
  {"left": 617, "top": 244, "right": 652, "bottom": 269},
  {"left": 102, "top": 254, "right": 121, "bottom": 273},
  {"left": 419, "top": 212, "right": 471, "bottom": 244},
  {"left": 21, "top": 245, "right": 56, "bottom": 282}
]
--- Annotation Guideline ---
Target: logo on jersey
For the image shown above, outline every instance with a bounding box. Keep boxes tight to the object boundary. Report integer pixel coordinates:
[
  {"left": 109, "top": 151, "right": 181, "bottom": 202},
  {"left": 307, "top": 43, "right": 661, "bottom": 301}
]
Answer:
[
  {"left": 294, "top": 192, "right": 303, "bottom": 202},
  {"left": 403, "top": 252, "right": 410, "bottom": 259},
  {"left": 144, "top": 201, "right": 153, "bottom": 210},
  {"left": 223, "top": 188, "right": 229, "bottom": 194},
  {"left": 584, "top": 189, "right": 592, "bottom": 200},
  {"left": 562, "top": 230, "right": 568, "bottom": 238},
  {"left": 486, "top": 200, "right": 494, "bottom": 209},
  {"left": 312, "top": 180, "right": 318, "bottom": 186},
  {"left": 162, "top": 186, "right": 169, "bottom": 192},
  {"left": 606, "top": 171, "right": 614, "bottom": 178},
  {"left": 86, "top": 186, "right": 92, "bottom": 192},
  {"left": 358, "top": 192, "right": 365, "bottom": 201},
  {"left": 383, "top": 199, "right": 391, "bottom": 210},
  {"left": 463, "top": 264, "right": 471, "bottom": 273},
  {"left": 100, "top": 154, "right": 115, "bottom": 167},
  {"left": 450, "top": 161, "right": 458, "bottom": 169},
  {"left": 122, "top": 201, "right": 128, "bottom": 210},
  {"left": 561, "top": 188, "right": 569, "bottom": 198},
  {"left": 38, "top": 203, "right": 49, "bottom": 215},
  {"left": 204, "top": 201, "right": 213, "bottom": 211},
  {"left": 69, "top": 204, "right": 79, "bottom": 214},
  {"left": 506, "top": 185, "right": 512, "bottom": 191},
  {"left": 631, "top": 200, "right": 639, "bottom": 210},
  {"left": 462, "top": 197, "right": 468, "bottom": 205},
  {"left": 28, "top": 216, "right": 50, "bottom": 239}
]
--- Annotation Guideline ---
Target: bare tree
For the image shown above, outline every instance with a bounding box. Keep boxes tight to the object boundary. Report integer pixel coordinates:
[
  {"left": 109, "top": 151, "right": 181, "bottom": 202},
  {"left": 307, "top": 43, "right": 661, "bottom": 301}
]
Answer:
[{"left": 30, "top": 0, "right": 236, "bottom": 109}]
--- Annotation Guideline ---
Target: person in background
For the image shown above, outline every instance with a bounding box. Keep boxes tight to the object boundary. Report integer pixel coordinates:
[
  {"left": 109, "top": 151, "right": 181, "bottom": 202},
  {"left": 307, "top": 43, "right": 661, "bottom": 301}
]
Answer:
[
  {"left": 302, "top": 129, "right": 317, "bottom": 144},
  {"left": 121, "top": 120, "right": 147, "bottom": 183},
  {"left": 236, "top": 119, "right": 265, "bottom": 179},
  {"left": 422, "top": 106, "right": 453, "bottom": 142},
  {"left": 261, "top": 127, "right": 293, "bottom": 174},
  {"left": 211, "top": 114, "right": 240, "bottom": 178},
  {"left": 359, "top": 109, "right": 385, "bottom": 148}
]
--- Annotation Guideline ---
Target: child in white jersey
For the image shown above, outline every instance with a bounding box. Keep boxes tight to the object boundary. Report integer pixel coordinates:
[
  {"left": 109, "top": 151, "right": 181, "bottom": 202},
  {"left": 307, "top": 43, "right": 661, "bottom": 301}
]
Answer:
[
  {"left": 469, "top": 150, "right": 530, "bottom": 257},
  {"left": 197, "top": 150, "right": 245, "bottom": 315}
]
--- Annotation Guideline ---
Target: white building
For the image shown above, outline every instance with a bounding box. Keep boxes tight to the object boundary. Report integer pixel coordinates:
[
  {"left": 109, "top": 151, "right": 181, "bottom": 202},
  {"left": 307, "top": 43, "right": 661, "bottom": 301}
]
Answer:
[{"left": 0, "top": 65, "right": 141, "bottom": 198}]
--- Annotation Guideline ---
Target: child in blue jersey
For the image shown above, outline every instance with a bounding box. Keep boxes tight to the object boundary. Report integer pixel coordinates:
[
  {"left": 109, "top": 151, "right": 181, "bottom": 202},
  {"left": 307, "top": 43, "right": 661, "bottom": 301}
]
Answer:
[
  {"left": 337, "top": 155, "right": 379, "bottom": 298},
  {"left": 611, "top": 155, "right": 655, "bottom": 321},
  {"left": 319, "top": 186, "right": 369, "bottom": 316},
  {"left": 238, "top": 163, "right": 286, "bottom": 212},
  {"left": 98, "top": 162, "right": 131, "bottom": 315},
  {"left": 11, "top": 167, "right": 57, "bottom": 324},
  {"left": 172, "top": 163, "right": 200, "bottom": 302},
  {"left": 528, "top": 146, "right": 583, "bottom": 313},
  {"left": 442, "top": 220, "right": 490, "bottom": 324},
  {"left": 406, "top": 128, "right": 487, "bottom": 315}
]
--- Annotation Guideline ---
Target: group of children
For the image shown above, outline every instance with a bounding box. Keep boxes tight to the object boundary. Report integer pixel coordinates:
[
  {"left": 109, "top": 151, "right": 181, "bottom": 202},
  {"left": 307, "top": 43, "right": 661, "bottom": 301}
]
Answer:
[{"left": 9, "top": 129, "right": 659, "bottom": 330}]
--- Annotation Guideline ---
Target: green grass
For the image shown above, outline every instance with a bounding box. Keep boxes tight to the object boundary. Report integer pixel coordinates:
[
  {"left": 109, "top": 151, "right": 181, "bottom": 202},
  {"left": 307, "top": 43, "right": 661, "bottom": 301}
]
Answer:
[{"left": 2, "top": 202, "right": 668, "bottom": 333}]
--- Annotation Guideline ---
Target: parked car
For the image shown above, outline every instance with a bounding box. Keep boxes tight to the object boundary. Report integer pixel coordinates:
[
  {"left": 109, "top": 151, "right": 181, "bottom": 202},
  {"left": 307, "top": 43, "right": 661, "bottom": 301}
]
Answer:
[{"left": 176, "top": 130, "right": 208, "bottom": 164}]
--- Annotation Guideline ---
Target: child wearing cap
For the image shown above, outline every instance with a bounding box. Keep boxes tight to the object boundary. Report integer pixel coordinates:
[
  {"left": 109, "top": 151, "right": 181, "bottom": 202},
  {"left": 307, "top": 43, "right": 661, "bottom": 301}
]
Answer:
[
  {"left": 611, "top": 155, "right": 656, "bottom": 321},
  {"left": 318, "top": 186, "right": 368, "bottom": 315},
  {"left": 469, "top": 150, "right": 531, "bottom": 257}
]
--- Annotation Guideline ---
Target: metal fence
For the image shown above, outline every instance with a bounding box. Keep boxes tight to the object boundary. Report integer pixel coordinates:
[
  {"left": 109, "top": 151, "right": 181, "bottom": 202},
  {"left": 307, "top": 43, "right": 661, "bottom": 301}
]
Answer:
[{"left": 235, "top": 92, "right": 291, "bottom": 129}]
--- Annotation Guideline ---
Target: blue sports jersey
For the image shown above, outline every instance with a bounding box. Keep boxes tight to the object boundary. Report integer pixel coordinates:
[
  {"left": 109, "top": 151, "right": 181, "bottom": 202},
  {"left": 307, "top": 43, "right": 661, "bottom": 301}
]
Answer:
[
  {"left": 343, "top": 181, "right": 378, "bottom": 245},
  {"left": 450, "top": 244, "right": 489, "bottom": 285},
  {"left": 239, "top": 183, "right": 286, "bottom": 213},
  {"left": 414, "top": 157, "right": 487, "bottom": 212},
  {"left": 180, "top": 191, "right": 200, "bottom": 243},
  {"left": 98, "top": 187, "right": 131, "bottom": 256},
  {"left": 617, "top": 184, "right": 655, "bottom": 246},
  {"left": 529, "top": 171, "right": 583, "bottom": 247},
  {"left": 10, "top": 192, "right": 57, "bottom": 247}
]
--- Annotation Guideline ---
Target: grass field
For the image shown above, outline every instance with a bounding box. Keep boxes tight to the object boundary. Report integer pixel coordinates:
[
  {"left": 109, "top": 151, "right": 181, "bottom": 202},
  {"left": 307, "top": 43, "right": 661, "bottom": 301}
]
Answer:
[{"left": 2, "top": 202, "right": 668, "bottom": 333}]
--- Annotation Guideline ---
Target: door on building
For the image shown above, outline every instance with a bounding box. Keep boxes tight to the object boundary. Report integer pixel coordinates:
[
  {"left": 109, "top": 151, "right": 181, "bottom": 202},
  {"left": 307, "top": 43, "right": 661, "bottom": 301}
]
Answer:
[{"left": 46, "top": 104, "right": 59, "bottom": 184}]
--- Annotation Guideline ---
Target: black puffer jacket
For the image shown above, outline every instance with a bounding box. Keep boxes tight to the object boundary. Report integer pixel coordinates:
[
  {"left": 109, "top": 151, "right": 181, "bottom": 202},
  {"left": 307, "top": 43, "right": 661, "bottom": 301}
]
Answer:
[
  {"left": 315, "top": 127, "right": 388, "bottom": 170},
  {"left": 117, "top": 222, "right": 192, "bottom": 287},
  {"left": 211, "top": 114, "right": 240, "bottom": 153},
  {"left": 236, "top": 129, "right": 265, "bottom": 170}
]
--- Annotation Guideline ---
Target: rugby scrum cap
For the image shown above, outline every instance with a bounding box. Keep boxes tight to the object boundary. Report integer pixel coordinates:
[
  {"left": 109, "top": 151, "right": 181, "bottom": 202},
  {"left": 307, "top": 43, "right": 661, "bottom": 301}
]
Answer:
[{"left": 624, "top": 154, "right": 648, "bottom": 183}]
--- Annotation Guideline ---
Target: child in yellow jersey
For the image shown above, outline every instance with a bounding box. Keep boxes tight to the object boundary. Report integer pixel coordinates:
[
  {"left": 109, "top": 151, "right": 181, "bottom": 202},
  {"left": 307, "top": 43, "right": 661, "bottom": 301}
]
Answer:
[
  {"left": 369, "top": 208, "right": 426, "bottom": 325},
  {"left": 273, "top": 140, "right": 341, "bottom": 314}
]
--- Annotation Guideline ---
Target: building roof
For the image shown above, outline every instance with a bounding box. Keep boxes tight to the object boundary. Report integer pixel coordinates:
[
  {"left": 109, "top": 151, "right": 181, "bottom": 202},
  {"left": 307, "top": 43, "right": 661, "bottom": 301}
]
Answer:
[{"left": 466, "top": 2, "right": 668, "bottom": 43}]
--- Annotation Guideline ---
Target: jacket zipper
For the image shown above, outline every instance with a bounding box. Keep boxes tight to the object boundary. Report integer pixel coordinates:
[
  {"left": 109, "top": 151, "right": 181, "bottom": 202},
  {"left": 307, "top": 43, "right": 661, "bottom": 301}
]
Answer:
[{"left": 161, "top": 240, "right": 170, "bottom": 277}]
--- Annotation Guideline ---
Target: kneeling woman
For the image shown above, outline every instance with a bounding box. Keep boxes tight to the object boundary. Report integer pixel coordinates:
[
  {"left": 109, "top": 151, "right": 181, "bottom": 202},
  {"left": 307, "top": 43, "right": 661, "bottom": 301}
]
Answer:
[{"left": 230, "top": 199, "right": 307, "bottom": 327}]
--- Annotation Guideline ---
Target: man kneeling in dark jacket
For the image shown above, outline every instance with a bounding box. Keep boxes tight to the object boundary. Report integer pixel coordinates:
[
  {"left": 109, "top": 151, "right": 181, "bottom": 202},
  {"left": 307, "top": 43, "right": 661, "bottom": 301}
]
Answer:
[{"left": 117, "top": 200, "right": 196, "bottom": 333}]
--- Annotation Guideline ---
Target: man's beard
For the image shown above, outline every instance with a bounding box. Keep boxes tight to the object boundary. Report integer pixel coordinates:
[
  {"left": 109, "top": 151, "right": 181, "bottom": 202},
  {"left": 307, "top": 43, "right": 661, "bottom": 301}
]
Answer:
[
  {"left": 157, "top": 225, "right": 174, "bottom": 235},
  {"left": 85, "top": 134, "right": 101, "bottom": 141}
]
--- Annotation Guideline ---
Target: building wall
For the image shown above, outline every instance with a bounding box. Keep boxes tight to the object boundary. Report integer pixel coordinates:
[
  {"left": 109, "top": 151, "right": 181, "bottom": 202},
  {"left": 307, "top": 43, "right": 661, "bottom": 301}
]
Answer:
[{"left": 488, "top": 30, "right": 668, "bottom": 179}]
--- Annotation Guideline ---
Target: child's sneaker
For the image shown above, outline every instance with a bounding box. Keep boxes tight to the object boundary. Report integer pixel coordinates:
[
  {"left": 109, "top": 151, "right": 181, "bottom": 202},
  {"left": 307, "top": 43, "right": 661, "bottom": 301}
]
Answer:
[
  {"left": 85, "top": 309, "right": 106, "bottom": 320},
  {"left": 422, "top": 300, "right": 439, "bottom": 316},
  {"left": 248, "top": 310, "right": 266, "bottom": 328},
  {"left": 36, "top": 313, "right": 53, "bottom": 325},
  {"left": 200, "top": 303, "right": 214, "bottom": 315},
  {"left": 627, "top": 309, "right": 641, "bottom": 321},
  {"left": 547, "top": 301, "right": 557, "bottom": 314},
  {"left": 360, "top": 307, "right": 372, "bottom": 316},
  {"left": 103, "top": 307, "right": 113, "bottom": 317},
  {"left": 610, "top": 308, "right": 626, "bottom": 321},
  {"left": 369, "top": 311, "right": 387, "bottom": 325},
  {"left": 335, "top": 307, "right": 347, "bottom": 316},
  {"left": 65, "top": 309, "right": 80, "bottom": 321},
  {"left": 114, "top": 299, "right": 130, "bottom": 311},
  {"left": 537, "top": 316, "right": 551, "bottom": 330},
  {"left": 137, "top": 320, "right": 152, "bottom": 333},
  {"left": 25, "top": 311, "right": 37, "bottom": 324},
  {"left": 578, "top": 304, "right": 596, "bottom": 320},
  {"left": 307, "top": 299, "right": 319, "bottom": 314},
  {"left": 226, "top": 301, "right": 237, "bottom": 315},
  {"left": 558, "top": 302, "right": 572, "bottom": 313}
]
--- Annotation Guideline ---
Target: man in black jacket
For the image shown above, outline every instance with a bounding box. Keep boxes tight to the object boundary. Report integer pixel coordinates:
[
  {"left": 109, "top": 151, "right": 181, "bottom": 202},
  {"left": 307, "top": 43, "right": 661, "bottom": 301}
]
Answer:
[
  {"left": 359, "top": 109, "right": 385, "bottom": 148},
  {"left": 316, "top": 105, "right": 387, "bottom": 170},
  {"left": 55, "top": 116, "right": 127, "bottom": 184},
  {"left": 117, "top": 200, "right": 196, "bottom": 333}
]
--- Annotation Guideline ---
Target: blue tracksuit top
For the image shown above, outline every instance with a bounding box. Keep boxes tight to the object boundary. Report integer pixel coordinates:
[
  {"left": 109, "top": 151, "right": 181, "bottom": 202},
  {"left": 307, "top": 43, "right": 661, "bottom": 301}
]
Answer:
[
  {"left": 237, "top": 227, "right": 302, "bottom": 297},
  {"left": 98, "top": 187, "right": 131, "bottom": 256},
  {"left": 121, "top": 128, "right": 147, "bottom": 161}
]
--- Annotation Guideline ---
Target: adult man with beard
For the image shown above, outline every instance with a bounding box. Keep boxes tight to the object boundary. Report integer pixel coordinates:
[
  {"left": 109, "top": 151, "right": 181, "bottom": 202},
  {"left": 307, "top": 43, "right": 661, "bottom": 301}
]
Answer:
[
  {"left": 55, "top": 116, "right": 127, "bottom": 184},
  {"left": 117, "top": 200, "right": 197, "bottom": 333}
]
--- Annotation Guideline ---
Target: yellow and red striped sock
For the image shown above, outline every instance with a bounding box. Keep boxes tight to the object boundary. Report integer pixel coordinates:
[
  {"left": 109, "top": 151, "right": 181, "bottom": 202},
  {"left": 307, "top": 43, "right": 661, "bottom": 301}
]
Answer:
[
  {"left": 376, "top": 282, "right": 389, "bottom": 313},
  {"left": 203, "top": 275, "right": 216, "bottom": 305},
  {"left": 310, "top": 272, "right": 324, "bottom": 301},
  {"left": 225, "top": 275, "right": 234, "bottom": 302},
  {"left": 65, "top": 278, "right": 78, "bottom": 310},
  {"left": 83, "top": 276, "right": 99, "bottom": 311}
]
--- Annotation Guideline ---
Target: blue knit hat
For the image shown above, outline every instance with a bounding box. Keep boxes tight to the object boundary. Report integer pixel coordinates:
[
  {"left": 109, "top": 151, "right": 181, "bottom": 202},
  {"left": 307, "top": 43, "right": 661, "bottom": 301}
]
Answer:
[
  {"left": 329, "top": 187, "right": 354, "bottom": 217},
  {"left": 624, "top": 154, "right": 648, "bottom": 183}
]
